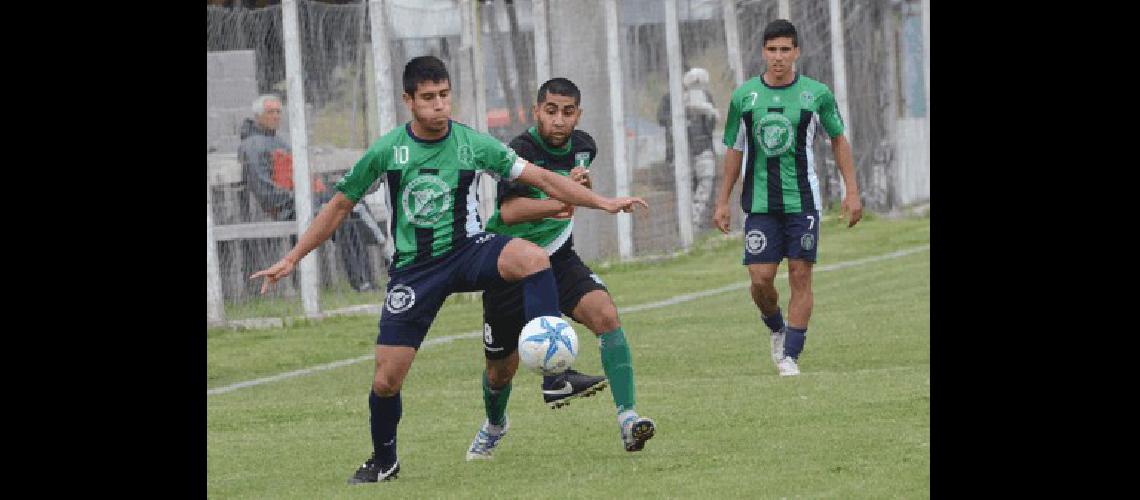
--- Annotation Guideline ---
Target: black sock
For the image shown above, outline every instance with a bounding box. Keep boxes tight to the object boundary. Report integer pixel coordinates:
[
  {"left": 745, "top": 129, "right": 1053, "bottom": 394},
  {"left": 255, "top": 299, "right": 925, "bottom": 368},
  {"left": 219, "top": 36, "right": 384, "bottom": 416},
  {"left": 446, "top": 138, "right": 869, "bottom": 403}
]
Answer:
[
  {"left": 761, "top": 308, "right": 785, "bottom": 333},
  {"left": 785, "top": 326, "right": 807, "bottom": 359},
  {"left": 368, "top": 391, "right": 402, "bottom": 467},
  {"left": 521, "top": 268, "right": 560, "bottom": 320}
]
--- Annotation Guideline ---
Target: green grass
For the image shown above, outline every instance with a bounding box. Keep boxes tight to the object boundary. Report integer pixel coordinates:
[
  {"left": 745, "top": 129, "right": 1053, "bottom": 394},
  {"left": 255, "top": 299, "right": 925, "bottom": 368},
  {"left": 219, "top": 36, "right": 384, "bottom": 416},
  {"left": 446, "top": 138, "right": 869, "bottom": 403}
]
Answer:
[
  {"left": 207, "top": 214, "right": 929, "bottom": 499},
  {"left": 220, "top": 280, "right": 386, "bottom": 321}
]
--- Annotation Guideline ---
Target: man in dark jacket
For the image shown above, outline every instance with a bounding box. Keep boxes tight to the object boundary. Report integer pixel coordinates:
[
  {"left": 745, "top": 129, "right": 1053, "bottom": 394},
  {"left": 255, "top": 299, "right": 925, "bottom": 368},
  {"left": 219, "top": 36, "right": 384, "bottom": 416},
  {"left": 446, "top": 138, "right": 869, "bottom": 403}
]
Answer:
[{"left": 239, "top": 94, "right": 377, "bottom": 292}]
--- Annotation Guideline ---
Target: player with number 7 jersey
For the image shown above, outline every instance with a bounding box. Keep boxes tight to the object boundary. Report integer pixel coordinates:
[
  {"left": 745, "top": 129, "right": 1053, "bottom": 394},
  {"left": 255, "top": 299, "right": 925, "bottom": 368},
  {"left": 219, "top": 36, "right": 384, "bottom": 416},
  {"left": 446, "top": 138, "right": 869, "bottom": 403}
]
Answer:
[{"left": 713, "top": 19, "right": 863, "bottom": 378}]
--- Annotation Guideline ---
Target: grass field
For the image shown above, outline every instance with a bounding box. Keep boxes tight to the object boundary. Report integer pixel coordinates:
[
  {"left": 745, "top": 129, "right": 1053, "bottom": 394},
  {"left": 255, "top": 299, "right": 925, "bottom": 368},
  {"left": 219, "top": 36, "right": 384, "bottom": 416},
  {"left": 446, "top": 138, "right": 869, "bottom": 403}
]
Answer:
[{"left": 207, "top": 213, "right": 930, "bottom": 499}]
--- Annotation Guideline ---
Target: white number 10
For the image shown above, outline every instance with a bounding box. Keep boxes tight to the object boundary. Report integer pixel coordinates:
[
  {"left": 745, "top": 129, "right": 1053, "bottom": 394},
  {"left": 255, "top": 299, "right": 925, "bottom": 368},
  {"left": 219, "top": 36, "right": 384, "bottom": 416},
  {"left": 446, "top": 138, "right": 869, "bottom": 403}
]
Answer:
[{"left": 392, "top": 145, "right": 409, "bottom": 164}]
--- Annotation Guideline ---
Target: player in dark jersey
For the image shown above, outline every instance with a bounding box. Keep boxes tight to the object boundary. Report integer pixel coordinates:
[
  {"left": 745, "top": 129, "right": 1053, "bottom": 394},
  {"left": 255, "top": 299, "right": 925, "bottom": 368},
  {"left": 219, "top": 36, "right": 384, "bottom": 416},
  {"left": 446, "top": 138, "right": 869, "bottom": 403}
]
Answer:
[
  {"left": 713, "top": 19, "right": 863, "bottom": 377},
  {"left": 474, "top": 78, "right": 655, "bottom": 455},
  {"left": 250, "top": 56, "right": 648, "bottom": 485}
]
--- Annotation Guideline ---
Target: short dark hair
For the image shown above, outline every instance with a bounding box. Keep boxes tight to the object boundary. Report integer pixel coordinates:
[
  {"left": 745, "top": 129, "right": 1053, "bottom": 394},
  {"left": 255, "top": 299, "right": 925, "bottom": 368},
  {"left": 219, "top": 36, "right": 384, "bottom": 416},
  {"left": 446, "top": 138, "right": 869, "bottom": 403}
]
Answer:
[
  {"left": 403, "top": 56, "right": 450, "bottom": 95},
  {"left": 536, "top": 77, "right": 581, "bottom": 106},
  {"left": 762, "top": 19, "right": 798, "bottom": 47}
]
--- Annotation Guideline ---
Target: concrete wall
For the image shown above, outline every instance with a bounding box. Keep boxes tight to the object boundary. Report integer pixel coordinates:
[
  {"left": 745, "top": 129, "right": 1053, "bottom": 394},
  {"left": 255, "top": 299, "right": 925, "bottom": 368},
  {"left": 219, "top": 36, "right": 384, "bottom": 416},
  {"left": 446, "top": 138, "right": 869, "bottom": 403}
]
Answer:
[
  {"left": 548, "top": 0, "right": 616, "bottom": 262},
  {"left": 207, "top": 50, "right": 260, "bottom": 154},
  {"left": 894, "top": 117, "right": 929, "bottom": 207}
]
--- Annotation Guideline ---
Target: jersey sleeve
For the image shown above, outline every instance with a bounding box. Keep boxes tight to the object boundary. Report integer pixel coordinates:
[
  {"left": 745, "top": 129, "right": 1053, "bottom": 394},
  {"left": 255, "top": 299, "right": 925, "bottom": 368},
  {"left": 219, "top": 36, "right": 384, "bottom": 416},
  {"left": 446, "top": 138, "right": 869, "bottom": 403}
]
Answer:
[
  {"left": 816, "top": 89, "right": 846, "bottom": 138},
  {"left": 335, "top": 144, "right": 385, "bottom": 202},
  {"left": 498, "top": 137, "right": 537, "bottom": 203},
  {"left": 722, "top": 88, "right": 744, "bottom": 149},
  {"left": 473, "top": 133, "right": 526, "bottom": 181}
]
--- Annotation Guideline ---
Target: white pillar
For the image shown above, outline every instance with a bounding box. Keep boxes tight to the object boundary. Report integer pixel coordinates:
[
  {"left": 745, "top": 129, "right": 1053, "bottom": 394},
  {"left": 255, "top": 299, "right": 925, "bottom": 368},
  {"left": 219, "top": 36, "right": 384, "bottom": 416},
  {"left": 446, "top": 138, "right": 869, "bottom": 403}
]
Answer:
[
  {"left": 532, "top": 0, "right": 550, "bottom": 86},
  {"left": 779, "top": 0, "right": 790, "bottom": 19},
  {"left": 206, "top": 185, "right": 225, "bottom": 323},
  {"left": 460, "top": 0, "right": 496, "bottom": 225},
  {"left": 368, "top": 0, "right": 397, "bottom": 133},
  {"left": 470, "top": 1, "right": 488, "bottom": 134},
  {"left": 828, "top": 0, "right": 851, "bottom": 196},
  {"left": 603, "top": 0, "right": 632, "bottom": 259},
  {"left": 664, "top": 0, "right": 693, "bottom": 248},
  {"left": 922, "top": 0, "right": 929, "bottom": 123},
  {"left": 282, "top": 0, "right": 320, "bottom": 317},
  {"left": 722, "top": 0, "right": 744, "bottom": 86}
]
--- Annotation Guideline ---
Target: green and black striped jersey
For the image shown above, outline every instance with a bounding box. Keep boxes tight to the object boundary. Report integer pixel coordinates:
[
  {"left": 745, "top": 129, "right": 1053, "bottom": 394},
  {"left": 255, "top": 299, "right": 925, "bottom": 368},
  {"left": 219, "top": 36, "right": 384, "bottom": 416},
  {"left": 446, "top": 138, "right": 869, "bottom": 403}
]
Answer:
[
  {"left": 723, "top": 73, "right": 844, "bottom": 214},
  {"left": 484, "top": 127, "right": 596, "bottom": 254},
  {"left": 335, "top": 120, "right": 525, "bottom": 270}
]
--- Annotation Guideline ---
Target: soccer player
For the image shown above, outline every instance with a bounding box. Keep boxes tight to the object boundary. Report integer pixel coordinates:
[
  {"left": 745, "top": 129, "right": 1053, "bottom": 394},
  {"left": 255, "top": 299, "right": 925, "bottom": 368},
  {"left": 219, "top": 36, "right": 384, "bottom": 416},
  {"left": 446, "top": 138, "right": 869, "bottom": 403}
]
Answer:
[
  {"left": 467, "top": 78, "right": 655, "bottom": 460},
  {"left": 712, "top": 19, "right": 863, "bottom": 377},
  {"left": 250, "top": 56, "right": 648, "bottom": 485}
]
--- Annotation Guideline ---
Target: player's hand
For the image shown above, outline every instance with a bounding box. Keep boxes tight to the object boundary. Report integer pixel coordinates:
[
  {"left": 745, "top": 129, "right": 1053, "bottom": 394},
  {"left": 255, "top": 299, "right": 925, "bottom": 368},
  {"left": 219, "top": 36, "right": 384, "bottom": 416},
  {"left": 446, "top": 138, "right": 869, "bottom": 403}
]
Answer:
[
  {"left": 569, "top": 167, "right": 592, "bottom": 189},
  {"left": 602, "top": 196, "right": 648, "bottom": 214},
  {"left": 250, "top": 257, "right": 297, "bottom": 295},
  {"left": 840, "top": 194, "right": 863, "bottom": 228},
  {"left": 713, "top": 204, "right": 731, "bottom": 234},
  {"left": 551, "top": 201, "right": 575, "bottom": 220}
]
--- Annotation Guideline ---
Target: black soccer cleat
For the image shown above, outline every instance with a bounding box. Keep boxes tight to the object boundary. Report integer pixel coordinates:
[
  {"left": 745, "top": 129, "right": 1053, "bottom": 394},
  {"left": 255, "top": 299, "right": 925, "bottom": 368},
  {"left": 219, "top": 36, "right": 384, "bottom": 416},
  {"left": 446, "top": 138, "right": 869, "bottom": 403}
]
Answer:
[
  {"left": 542, "top": 368, "right": 608, "bottom": 409},
  {"left": 346, "top": 454, "right": 400, "bottom": 485}
]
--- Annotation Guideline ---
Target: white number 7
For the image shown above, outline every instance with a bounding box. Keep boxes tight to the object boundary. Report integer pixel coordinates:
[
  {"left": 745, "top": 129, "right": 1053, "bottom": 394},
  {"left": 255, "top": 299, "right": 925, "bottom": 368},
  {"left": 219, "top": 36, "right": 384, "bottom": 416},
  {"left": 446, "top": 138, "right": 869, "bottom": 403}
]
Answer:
[
  {"left": 748, "top": 92, "right": 758, "bottom": 106},
  {"left": 807, "top": 215, "right": 815, "bottom": 230}
]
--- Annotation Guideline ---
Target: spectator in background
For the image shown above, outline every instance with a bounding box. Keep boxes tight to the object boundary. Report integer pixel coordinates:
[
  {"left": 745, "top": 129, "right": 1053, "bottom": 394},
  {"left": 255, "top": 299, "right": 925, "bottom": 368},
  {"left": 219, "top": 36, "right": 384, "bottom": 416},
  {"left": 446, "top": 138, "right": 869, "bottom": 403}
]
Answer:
[
  {"left": 656, "top": 68, "right": 720, "bottom": 230},
  {"left": 239, "top": 94, "right": 377, "bottom": 292}
]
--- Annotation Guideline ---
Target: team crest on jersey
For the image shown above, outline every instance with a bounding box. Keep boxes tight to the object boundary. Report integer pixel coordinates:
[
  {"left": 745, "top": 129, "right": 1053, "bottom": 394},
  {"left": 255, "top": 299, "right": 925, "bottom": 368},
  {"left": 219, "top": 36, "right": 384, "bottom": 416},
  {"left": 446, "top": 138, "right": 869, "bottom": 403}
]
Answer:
[
  {"left": 457, "top": 144, "right": 473, "bottom": 167},
  {"left": 745, "top": 229, "right": 768, "bottom": 254},
  {"left": 385, "top": 284, "right": 416, "bottom": 314},
  {"left": 757, "top": 113, "right": 794, "bottom": 156},
  {"left": 801, "top": 233, "right": 815, "bottom": 251},
  {"left": 799, "top": 91, "right": 815, "bottom": 107},
  {"left": 401, "top": 174, "right": 451, "bottom": 226},
  {"left": 575, "top": 151, "right": 591, "bottom": 167}
]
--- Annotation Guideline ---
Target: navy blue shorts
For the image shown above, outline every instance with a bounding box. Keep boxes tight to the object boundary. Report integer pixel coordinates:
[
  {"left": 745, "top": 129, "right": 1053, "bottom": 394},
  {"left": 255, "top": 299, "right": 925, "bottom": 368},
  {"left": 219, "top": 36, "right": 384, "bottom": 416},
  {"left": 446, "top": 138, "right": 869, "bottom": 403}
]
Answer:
[
  {"left": 378, "top": 233, "right": 513, "bottom": 349},
  {"left": 742, "top": 211, "right": 820, "bottom": 264},
  {"left": 480, "top": 244, "right": 608, "bottom": 360}
]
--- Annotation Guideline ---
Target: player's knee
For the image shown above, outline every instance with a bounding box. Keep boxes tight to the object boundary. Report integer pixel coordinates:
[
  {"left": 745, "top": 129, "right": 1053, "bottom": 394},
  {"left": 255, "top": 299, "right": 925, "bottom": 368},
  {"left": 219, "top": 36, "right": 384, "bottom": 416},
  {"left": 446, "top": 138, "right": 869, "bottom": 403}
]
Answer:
[
  {"left": 592, "top": 305, "right": 621, "bottom": 334},
  {"left": 518, "top": 244, "right": 550, "bottom": 275},
  {"left": 751, "top": 277, "right": 776, "bottom": 291},
  {"left": 372, "top": 375, "right": 403, "bottom": 397},
  {"left": 788, "top": 265, "right": 812, "bottom": 286}
]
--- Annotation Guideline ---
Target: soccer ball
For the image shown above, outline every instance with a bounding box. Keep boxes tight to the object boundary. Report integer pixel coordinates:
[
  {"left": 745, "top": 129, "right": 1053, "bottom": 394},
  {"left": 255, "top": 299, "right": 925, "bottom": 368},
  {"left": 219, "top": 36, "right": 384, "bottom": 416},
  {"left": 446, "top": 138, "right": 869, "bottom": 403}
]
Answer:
[{"left": 517, "top": 316, "right": 578, "bottom": 375}]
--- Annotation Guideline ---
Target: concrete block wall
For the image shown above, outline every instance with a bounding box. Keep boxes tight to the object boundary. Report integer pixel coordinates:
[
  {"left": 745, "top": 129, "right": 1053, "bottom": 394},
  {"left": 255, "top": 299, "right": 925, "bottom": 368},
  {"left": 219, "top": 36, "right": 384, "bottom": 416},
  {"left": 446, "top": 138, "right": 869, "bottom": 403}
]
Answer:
[{"left": 207, "top": 50, "right": 259, "bottom": 154}]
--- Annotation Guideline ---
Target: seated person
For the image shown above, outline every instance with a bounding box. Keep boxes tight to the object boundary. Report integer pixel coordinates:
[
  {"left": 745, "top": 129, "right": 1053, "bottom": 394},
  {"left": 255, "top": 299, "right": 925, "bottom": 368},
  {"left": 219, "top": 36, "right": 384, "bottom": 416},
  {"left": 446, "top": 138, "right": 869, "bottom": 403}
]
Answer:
[{"left": 239, "top": 94, "right": 378, "bottom": 292}]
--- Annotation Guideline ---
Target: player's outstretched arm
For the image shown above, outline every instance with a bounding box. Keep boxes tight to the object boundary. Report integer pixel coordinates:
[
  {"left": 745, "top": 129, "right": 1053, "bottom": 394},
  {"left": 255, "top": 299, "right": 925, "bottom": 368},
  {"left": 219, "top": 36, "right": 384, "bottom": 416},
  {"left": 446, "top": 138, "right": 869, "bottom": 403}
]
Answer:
[
  {"left": 713, "top": 148, "right": 743, "bottom": 234},
  {"left": 250, "top": 191, "right": 356, "bottom": 294},
  {"left": 500, "top": 166, "right": 591, "bottom": 224},
  {"left": 515, "top": 163, "right": 647, "bottom": 214},
  {"left": 499, "top": 196, "right": 573, "bottom": 224},
  {"left": 830, "top": 134, "right": 863, "bottom": 228}
]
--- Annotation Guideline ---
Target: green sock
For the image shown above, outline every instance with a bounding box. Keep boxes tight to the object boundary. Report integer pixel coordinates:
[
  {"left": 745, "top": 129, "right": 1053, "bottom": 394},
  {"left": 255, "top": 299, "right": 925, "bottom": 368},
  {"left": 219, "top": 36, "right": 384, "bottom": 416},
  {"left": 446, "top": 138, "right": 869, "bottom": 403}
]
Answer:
[
  {"left": 482, "top": 371, "right": 511, "bottom": 427},
  {"left": 599, "top": 327, "right": 636, "bottom": 413}
]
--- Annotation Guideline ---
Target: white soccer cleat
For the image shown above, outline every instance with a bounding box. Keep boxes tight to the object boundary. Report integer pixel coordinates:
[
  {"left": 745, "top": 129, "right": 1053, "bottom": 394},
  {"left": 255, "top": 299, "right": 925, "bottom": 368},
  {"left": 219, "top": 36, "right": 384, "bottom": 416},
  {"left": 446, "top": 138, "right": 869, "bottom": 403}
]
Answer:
[
  {"left": 770, "top": 328, "right": 786, "bottom": 365},
  {"left": 466, "top": 417, "right": 509, "bottom": 461},
  {"left": 776, "top": 356, "right": 800, "bottom": 377}
]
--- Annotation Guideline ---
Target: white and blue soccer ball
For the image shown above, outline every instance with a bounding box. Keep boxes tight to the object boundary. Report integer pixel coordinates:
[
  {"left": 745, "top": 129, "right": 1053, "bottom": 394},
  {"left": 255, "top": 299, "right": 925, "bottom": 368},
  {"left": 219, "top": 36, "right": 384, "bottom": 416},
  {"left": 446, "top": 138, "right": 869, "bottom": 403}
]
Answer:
[{"left": 517, "top": 316, "right": 578, "bottom": 375}]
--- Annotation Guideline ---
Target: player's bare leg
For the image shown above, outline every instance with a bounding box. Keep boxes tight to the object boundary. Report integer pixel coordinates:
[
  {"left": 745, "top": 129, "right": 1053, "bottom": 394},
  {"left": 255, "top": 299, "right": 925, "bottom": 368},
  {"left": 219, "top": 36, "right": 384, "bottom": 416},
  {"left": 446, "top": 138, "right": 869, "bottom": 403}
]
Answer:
[
  {"left": 778, "top": 259, "right": 814, "bottom": 376},
  {"left": 349, "top": 345, "right": 416, "bottom": 484},
  {"left": 748, "top": 263, "right": 788, "bottom": 367},
  {"left": 571, "top": 290, "right": 653, "bottom": 451}
]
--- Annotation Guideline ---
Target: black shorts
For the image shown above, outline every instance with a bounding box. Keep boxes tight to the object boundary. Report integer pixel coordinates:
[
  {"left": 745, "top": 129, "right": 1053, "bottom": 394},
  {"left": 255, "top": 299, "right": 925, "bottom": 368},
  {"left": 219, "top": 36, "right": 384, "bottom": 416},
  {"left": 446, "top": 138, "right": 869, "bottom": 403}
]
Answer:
[
  {"left": 742, "top": 210, "right": 820, "bottom": 264},
  {"left": 377, "top": 233, "right": 512, "bottom": 349},
  {"left": 480, "top": 243, "right": 608, "bottom": 360}
]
